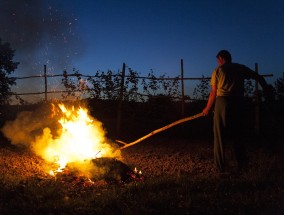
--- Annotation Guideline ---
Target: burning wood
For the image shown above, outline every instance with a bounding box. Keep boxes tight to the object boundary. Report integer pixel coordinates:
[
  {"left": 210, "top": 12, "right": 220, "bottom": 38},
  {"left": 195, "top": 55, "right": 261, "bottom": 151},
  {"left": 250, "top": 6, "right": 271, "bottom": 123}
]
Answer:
[
  {"left": 117, "top": 112, "right": 203, "bottom": 149},
  {"left": 54, "top": 157, "right": 143, "bottom": 185}
]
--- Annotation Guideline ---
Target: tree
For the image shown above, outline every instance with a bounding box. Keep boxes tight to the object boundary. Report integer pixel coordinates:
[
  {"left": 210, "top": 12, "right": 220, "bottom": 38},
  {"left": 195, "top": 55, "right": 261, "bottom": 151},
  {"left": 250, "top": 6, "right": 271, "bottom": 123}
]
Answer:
[
  {"left": 124, "top": 68, "right": 143, "bottom": 102},
  {"left": 0, "top": 39, "right": 19, "bottom": 104},
  {"left": 244, "top": 79, "right": 254, "bottom": 98},
  {"left": 61, "top": 68, "right": 85, "bottom": 100},
  {"left": 193, "top": 76, "right": 210, "bottom": 100}
]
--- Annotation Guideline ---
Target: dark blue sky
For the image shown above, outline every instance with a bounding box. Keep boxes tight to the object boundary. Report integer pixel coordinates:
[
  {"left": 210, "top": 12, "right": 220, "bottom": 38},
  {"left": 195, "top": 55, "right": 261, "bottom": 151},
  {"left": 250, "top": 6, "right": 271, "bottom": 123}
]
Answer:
[{"left": 1, "top": 0, "right": 284, "bottom": 97}]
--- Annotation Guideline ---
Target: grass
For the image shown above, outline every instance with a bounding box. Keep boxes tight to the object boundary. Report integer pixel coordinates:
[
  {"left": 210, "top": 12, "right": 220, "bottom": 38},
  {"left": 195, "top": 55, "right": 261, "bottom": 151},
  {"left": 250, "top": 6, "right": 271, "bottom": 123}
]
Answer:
[
  {"left": 0, "top": 137, "right": 283, "bottom": 215},
  {"left": 1, "top": 163, "right": 283, "bottom": 215}
]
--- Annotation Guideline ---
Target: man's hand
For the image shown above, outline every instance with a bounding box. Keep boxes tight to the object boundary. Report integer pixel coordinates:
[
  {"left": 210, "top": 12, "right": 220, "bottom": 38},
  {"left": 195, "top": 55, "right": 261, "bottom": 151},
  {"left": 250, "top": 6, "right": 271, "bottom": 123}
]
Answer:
[{"left": 202, "top": 107, "right": 210, "bottom": 116}]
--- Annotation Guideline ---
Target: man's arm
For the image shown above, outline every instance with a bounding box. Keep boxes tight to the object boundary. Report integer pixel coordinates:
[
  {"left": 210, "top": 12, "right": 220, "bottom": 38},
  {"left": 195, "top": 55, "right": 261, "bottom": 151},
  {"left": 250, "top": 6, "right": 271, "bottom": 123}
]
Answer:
[
  {"left": 245, "top": 67, "right": 274, "bottom": 102},
  {"left": 243, "top": 65, "right": 269, "bottom": 90},
  {"left": 202, "top": 85, "right": 217, "bottom": 116}
]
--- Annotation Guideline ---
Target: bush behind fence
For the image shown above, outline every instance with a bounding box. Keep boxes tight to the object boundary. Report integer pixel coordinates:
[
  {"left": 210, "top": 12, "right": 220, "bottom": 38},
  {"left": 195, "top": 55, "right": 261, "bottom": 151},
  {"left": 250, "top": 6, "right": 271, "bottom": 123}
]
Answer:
[{"left": 11, "top": 62, "right": 271, "bottom": 105}]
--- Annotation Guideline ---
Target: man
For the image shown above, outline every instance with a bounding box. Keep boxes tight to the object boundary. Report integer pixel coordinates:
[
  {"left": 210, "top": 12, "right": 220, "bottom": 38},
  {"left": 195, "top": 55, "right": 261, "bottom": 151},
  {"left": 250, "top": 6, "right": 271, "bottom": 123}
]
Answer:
[{"left": 202, "top": 50, "right": 270, "bottom": 173}]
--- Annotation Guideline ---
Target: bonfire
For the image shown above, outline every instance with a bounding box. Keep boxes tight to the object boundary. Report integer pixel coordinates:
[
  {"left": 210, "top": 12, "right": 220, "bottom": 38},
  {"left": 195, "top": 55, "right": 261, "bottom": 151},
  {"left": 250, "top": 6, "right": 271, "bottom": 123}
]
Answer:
[{"left": 1, "top": 103, "right": 143, "bottom": 184}]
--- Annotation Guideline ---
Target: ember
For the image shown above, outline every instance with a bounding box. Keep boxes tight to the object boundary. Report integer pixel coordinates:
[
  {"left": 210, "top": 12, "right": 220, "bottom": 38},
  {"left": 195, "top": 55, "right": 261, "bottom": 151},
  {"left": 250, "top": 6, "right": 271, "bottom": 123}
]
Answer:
[{"left": 57, "top": 157, "right": 144, "bottom": 184}]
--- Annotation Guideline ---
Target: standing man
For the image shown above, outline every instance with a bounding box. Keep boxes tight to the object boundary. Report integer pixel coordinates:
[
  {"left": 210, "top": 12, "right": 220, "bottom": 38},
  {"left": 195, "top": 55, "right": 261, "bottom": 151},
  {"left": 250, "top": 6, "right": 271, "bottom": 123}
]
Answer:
[{"left": 202, "top": 50, "right": 270, "bottom": 173}]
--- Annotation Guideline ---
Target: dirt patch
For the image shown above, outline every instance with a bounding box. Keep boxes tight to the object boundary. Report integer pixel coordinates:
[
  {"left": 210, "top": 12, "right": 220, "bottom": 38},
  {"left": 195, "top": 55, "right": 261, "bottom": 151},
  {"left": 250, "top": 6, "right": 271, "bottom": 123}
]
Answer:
[
  {"left": 121, "top": 137, "right": 216, "bottom": 177},
  {"left": 0, "top": 146, "right": 54, "bottom": 184}
]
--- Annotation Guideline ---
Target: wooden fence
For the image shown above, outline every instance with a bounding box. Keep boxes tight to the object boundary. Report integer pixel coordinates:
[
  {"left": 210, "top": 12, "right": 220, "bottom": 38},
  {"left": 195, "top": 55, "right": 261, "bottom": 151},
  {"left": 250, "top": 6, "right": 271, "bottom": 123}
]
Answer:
[{"left": 10, "top": 60, "right": 273, "bottom": 136}]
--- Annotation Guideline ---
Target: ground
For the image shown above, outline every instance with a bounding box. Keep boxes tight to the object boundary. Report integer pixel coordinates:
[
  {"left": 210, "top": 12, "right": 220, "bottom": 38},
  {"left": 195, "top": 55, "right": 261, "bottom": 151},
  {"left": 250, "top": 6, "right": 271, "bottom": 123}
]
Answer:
[
  {"left": 0, "top": 137, "right": 225, "bottom": 184},
  {"left": 0, "top": 136, "right": 283, "bottom": 214},
  {"left": 1, "top": 135, "right": 282, "bottom": 182},
  {"left": 0, "top": 138, "right": 208, "bottom": 180},
  {"left": 121, "top": 137, "right": 216, "bottom": 177}
]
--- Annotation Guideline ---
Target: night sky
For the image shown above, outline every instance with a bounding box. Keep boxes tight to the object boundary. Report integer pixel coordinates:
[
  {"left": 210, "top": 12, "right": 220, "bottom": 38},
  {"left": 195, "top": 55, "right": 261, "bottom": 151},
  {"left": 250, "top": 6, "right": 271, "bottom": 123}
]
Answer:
[{"left": 1, "top": 0, "right": 284, "bottom": 99}]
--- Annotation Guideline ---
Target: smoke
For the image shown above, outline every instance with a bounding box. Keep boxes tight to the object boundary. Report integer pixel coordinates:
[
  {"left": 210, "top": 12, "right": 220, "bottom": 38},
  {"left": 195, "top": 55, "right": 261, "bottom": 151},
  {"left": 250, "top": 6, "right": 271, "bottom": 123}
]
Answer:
[
  {"left": 0, "top": 0, "right": 85, "bottom": 95},
  {"left": 1, "top": 106, "right": 59, "bottom": 147}
]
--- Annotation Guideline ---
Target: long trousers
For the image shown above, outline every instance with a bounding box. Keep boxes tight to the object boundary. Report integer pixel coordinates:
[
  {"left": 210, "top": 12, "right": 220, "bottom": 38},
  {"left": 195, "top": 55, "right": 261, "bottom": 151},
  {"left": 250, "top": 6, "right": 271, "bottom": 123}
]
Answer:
[{"left": 213, "top": 96, "right": 247, "bottom": 172}]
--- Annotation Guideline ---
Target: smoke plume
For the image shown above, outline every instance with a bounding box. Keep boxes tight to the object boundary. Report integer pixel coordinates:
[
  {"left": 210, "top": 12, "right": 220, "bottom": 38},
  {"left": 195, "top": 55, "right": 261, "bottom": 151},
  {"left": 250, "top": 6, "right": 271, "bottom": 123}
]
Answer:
[{"left": 1, "top": 105, "right": 59, "bottom": 147}]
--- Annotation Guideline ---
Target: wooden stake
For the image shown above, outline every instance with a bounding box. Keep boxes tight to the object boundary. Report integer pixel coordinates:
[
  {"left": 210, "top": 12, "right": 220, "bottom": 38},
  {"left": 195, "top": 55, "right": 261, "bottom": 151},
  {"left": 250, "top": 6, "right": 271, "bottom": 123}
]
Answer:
[
  {"left": 116, "top": 63, "right": 126, "bottom": 137},
  {"left": 117, "top": 112, "right": 203, "bottom": 150}
]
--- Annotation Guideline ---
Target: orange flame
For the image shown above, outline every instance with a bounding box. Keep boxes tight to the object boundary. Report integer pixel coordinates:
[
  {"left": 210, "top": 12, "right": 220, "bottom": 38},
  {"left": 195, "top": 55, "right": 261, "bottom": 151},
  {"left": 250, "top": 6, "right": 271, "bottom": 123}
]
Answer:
[{"left": 32, "top": 103, "right": 120, "bottom": 175}]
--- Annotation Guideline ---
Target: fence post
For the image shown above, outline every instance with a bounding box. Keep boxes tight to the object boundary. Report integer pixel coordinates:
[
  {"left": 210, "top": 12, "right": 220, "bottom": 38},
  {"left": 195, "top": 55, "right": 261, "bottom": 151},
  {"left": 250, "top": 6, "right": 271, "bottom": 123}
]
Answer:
[
  {"left": 254, "top": 63, "right": 260, "bottom": 135},
  {"left": 116, "top": 63, "right": 126, "bottom": 137},
  {"left": 44, "top": 65, "right": 47, "bottom": 102},
  {"left": 181, "top": 59, "right": 185, "bottom": 118}
]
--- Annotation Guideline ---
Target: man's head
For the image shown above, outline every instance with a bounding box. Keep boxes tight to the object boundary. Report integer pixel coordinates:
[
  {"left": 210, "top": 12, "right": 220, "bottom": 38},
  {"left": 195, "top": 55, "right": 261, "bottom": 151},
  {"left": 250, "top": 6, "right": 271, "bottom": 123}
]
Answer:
[{"left": 216, "top": 50, "right": 232, "bottom": 65}]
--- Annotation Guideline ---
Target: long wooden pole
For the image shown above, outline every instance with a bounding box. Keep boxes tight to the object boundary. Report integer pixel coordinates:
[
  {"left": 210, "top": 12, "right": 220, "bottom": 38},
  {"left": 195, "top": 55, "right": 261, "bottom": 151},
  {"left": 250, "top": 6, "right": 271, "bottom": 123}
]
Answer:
[{"left": 117, "top": 112, "right": 203, "bottom": 150}]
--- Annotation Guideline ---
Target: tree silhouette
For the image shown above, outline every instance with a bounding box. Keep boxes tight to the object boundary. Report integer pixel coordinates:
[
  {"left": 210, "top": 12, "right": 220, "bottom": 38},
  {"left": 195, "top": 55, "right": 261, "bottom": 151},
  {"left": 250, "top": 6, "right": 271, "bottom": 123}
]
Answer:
[
  {"left": 244, "top": 79, "right": 254, "bottom": 98},
  {"left": 193, "top": 76, "right": 210, "bottom": 100},
  {"left": 0, "top": 39, "right": 19, "bottom": 104}
]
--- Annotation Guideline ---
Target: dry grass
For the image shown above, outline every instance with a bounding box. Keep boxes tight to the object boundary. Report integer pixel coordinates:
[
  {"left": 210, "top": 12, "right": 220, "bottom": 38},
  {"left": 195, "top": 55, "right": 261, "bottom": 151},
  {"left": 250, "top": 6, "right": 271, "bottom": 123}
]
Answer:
[{"left": 0, "top": 136, "right": 283, "bottom": 214}]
